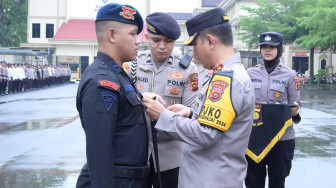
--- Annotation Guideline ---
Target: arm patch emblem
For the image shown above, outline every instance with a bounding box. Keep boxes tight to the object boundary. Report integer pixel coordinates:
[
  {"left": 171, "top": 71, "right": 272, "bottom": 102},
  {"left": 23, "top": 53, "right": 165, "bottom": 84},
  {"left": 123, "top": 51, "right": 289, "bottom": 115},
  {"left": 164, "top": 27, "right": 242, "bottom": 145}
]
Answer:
[
  {"left": 101, "top": 92, "right": 117, "bottom": 111},
  {"left": 198, "top": 74, "right": 236, "bottom": 132}
]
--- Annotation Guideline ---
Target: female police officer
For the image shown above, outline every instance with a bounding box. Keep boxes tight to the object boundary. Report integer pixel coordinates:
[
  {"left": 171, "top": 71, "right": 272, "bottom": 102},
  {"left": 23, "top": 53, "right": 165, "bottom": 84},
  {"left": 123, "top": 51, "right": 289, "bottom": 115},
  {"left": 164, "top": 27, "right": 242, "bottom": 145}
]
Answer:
[{"left": 245, "top": 32, "right": 301, "bottom": 188}]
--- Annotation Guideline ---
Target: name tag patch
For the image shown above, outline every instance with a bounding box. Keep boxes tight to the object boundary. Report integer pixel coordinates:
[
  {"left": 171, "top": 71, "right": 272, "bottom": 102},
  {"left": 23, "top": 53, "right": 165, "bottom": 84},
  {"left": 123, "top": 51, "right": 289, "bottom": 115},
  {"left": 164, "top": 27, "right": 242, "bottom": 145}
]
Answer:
[{"left": 99, "top": 80, "right": 119, "bottom": 90}]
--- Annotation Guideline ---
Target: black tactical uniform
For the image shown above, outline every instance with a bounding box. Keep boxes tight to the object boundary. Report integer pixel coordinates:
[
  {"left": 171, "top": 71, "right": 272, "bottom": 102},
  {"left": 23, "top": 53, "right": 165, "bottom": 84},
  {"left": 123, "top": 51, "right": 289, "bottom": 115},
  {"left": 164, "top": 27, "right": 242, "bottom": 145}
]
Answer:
[{"left": 76, "top": 52, "right": 149, "bottom": 188}]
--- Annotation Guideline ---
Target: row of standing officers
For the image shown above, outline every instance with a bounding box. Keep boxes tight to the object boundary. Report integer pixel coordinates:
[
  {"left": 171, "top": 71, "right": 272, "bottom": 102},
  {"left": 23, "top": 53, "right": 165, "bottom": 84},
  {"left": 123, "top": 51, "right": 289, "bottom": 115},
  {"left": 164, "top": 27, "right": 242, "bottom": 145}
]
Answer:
[
  {"left": 76, "top": 3, "right": 301, "bottom": 188},
  {"left": 0, "top": 62, "right": 71, "bottom": 95}
]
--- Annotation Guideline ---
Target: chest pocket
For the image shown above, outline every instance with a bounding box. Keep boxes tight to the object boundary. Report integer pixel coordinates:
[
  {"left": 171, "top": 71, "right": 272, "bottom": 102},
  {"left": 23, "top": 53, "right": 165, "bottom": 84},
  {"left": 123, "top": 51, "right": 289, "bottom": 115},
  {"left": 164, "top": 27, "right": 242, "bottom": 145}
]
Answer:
[
  {"left": 164, "top": 72, "right": 187, "bottom": 98},
  {"left": 126, "top": 92, "right": 141, "bottom": 106},
  {"left": 270, "top": 83, "right": 286, "bottom": 102}
]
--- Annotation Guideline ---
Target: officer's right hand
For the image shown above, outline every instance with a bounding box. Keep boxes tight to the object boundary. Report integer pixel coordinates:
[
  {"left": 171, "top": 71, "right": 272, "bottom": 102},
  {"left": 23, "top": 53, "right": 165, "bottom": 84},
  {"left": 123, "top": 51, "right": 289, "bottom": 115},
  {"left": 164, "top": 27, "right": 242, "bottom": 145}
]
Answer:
[
  {"left": 142, "top": 92, "right": 167, "bottom": 108},
  {"left": 167, "top": 104, "right": 190, "bottom": 118}
]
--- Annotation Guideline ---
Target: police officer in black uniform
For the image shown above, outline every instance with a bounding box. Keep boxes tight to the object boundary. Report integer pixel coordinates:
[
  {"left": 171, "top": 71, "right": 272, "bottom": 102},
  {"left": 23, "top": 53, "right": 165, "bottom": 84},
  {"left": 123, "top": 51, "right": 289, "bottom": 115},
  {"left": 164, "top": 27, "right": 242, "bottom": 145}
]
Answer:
[{"left": 76, "top": 3, "right": 149, "bottom": 188}]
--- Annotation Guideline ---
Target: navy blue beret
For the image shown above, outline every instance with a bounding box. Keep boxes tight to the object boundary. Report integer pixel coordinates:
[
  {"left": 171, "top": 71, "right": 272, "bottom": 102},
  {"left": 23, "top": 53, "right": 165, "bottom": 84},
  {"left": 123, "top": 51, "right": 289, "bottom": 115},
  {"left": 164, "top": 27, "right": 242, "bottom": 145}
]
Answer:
[
  {"left": 96, "top": 3, "right": 143, "bottom": 34},
  {"left": 184, "top": 8, "right": 229, "bottom": 45},
  {"left": 259, "top": 32, "right": 283, "bottom": 46},
  {"left": 146, "top": 12, "right": 181, "bottom": 40}
]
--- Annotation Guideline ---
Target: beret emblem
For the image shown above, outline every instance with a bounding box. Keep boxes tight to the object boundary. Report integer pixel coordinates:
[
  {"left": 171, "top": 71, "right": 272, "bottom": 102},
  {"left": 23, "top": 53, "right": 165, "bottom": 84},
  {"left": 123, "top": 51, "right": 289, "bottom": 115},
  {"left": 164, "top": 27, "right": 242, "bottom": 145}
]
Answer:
[
  {"left": 147, "top": 23, "right": 157, "bottom": 33},
  {"left": 120, "top": 6, "right": 136, "bottom": 20}
]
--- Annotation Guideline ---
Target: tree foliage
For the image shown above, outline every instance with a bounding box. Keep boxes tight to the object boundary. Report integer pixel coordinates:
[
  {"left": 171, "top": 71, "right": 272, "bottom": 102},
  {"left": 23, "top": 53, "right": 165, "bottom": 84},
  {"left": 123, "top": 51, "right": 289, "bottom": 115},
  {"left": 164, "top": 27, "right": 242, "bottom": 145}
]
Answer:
[
  {"left": 238, "top": 0, "right": 336, "bottom": 84},
  {"left": 0, "top": 0, "right": 27, "bottom": 47},
  {"left": 238, "top": 0, "right": 308, "bottom": 48},
  {"left": 296, "top": 0, "right": 336, "bottom": 52}
]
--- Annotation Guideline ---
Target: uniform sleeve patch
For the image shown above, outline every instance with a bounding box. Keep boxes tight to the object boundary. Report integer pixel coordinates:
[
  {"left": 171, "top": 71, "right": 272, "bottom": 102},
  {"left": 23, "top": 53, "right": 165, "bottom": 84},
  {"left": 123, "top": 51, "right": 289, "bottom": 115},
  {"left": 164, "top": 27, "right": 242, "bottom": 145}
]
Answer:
[
  {"left": 123, "top": 63, "right": 130, "bottom": 73},
  {"left": 293, "top": 77, "right": 300, "bottom": 90},
  {"left": 208, "top": 80, "right": 228, "bottom": 102},
  {"left": 189, "top": 73, "right": 199, "bottom": 91},
  {"left": 99, "top": 80, "right": 120, "bottom": 90},
  {"left": 101, "top": 92, "right": 117, "bottom": 111}
]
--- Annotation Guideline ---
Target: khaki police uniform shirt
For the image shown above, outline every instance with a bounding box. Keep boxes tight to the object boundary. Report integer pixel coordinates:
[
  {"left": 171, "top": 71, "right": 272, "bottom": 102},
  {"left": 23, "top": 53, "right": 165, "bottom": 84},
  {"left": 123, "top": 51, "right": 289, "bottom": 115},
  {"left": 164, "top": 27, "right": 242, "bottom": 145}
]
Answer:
[
  {"left": 247, "top": 62, "right": 301, "bottom": 141},
  {"left": 124, "top": 50, "right": 199, "bottom": 171},
  {"left": 155, "top": 56, "right": 255, "bottom": 187}
]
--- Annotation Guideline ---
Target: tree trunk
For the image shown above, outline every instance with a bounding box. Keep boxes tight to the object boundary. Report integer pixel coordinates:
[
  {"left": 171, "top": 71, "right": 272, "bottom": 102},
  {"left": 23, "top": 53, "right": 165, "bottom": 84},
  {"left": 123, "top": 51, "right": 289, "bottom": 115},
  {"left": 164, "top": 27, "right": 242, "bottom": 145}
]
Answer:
[{"left": 309, "top": 47, "right": 314, "bottom": 84}]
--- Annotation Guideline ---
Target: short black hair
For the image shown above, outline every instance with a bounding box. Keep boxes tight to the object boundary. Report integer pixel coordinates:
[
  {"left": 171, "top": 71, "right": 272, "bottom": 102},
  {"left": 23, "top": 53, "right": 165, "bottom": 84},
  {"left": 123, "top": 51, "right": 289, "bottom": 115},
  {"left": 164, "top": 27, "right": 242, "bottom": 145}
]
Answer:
[{"left": 198, "top": 22, "right": 233, "bottom": 46}]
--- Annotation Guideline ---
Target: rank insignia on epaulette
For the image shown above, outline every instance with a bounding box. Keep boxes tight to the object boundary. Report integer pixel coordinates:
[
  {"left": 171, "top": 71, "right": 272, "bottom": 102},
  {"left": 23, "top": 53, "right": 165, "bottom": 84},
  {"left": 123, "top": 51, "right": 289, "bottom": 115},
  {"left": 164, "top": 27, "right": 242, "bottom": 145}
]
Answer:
[{"left": 101, "top": 92, "right": 116, "bottom": 111}]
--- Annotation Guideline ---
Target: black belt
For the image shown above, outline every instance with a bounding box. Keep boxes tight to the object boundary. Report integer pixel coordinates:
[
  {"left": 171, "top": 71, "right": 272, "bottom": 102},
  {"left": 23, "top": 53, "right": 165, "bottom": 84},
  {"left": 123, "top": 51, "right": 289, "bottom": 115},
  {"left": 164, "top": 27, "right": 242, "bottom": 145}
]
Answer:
[{"left": 114, "top": 162, "right": 150, "bottom": 179}]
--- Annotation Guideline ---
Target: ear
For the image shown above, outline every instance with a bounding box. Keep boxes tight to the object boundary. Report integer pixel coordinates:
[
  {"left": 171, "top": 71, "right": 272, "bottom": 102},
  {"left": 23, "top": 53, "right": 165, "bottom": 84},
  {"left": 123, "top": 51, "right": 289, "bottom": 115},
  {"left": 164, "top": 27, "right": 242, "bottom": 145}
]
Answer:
[
  {"left": 108, "top": 28, "right": 116, "bottom": 43},
  {"left": 144, "top": 33, "right": 148, "bottom": 40},
  {"left": 206, "top": 34, "right": 216, "bottom": 49}
]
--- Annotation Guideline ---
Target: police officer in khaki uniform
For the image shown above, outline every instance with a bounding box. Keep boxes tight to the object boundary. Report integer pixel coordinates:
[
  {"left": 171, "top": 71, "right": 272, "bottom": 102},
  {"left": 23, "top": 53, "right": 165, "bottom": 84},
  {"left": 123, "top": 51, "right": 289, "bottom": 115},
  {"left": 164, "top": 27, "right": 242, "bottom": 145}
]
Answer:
[
  {"left": 143, "top": 8, "right": 255, "bottom": 188},
  {"left": 124, "top": 12, "right": 199, "bottom": 188},
  {"left": 245, "top": 32, "right": 301, "bottom": 188}
]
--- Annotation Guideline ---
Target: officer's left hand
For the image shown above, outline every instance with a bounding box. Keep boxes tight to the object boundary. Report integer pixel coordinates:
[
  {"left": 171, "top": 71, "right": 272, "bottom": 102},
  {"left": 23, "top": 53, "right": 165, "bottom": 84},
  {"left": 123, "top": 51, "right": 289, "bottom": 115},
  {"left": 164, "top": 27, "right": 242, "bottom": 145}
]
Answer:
[
  {"left": 291, "top": 102, "right": 300, "bottom": 117},
  {"left": 143, "top": 97, "right": 166, "bottom": 121}
]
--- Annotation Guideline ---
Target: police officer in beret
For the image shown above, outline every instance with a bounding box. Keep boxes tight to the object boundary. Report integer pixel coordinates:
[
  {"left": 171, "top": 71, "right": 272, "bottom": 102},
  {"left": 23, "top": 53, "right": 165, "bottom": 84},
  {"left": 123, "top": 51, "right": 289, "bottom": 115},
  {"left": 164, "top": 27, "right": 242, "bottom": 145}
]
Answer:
[
  {"left": 76, "top": 3, "right": 149, "bottom": 188},
  {"left": 245, "top": 32, "right": 301, "bottom": 188},
  {"left": 123, "top": 12, "right": 199, "bottom": 188},
  {"left": 143, "top": 8, "right": 255, "bottom": 187}
]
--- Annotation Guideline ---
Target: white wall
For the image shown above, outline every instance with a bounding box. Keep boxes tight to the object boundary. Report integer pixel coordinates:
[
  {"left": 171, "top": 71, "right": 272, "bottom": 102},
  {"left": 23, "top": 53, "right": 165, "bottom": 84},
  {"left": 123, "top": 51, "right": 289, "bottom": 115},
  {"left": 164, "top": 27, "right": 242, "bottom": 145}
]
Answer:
[{"left": 56, "top": 44, "right": 97, "bottom": 63}]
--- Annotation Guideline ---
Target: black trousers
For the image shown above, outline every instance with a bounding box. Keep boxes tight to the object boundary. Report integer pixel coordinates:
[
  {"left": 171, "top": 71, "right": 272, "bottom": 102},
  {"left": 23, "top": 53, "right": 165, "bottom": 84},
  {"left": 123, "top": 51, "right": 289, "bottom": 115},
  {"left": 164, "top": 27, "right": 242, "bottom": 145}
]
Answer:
[
  {"left": 146, "top": 156, "right": 179, "bottom": 188},
  {"left": 245, "top": 139, "right": 295, "bottom": 188}
]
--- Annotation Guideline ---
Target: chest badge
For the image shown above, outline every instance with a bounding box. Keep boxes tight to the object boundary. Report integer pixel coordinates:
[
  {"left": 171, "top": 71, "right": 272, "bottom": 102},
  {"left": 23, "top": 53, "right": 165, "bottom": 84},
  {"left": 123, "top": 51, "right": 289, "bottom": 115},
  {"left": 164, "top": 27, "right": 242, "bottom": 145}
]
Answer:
[
  {"left": 137, "top": 84, "right": 143, "bottom": 90},
  {"left": 170, "top": 88, "right": 180, "bottom": 95},
  {"left": 274, "top": 91, "right": 281, "bottom": 98},
  {"left": 123, "top": 63, "right": 130, "bottom": 73},
  {"left": 170, "top": 98, "right": 177, "bottom": 106},
  {"left": 170, "top": 72, "right": 185, "bottom": 79}
]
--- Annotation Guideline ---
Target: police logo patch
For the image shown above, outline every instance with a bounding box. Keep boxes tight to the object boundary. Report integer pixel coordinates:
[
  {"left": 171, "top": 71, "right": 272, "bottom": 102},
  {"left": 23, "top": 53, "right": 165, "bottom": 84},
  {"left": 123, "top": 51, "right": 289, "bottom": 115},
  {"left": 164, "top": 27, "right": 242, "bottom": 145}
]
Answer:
[
  {"left": 101, "top": 92, "right": 116, "bottom": 111},
  {"left": 170, "top": 72, "right": 185, "bottom": 79},
  {"left": 293, "top": 77, "right": 300, "bottom": 90},
  {"left": 123, "top": 63, "right": 130, "bottom": 73},
  {"left": 253, "top": 104, "right": 263, "bottom": 126},
  {"left": 137, "top": 84, "right": 143, "bottom": 90},
  {"left": 274, "top": 91, "right": 281, "bottom": 98},
  {"left": 265, "top": 35, "right": 271, "bottom": 41},
  {"left": 170, "top": 88, "right": 180, "bottom": 95},
  {"left": 208, "top": 80, "right": 228, "bottom": 102},
  {"left": 189, "top": 73, "right": 198, "bottom": 91},
  {"left": 120, "top": 6, "right": 136, "bottom": 20},
  {"left": 99, "top": 80, "right": 119, "bottom": 90},
  {"left": 170, "top": 98, "right": 177, "bottom": 105}
]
